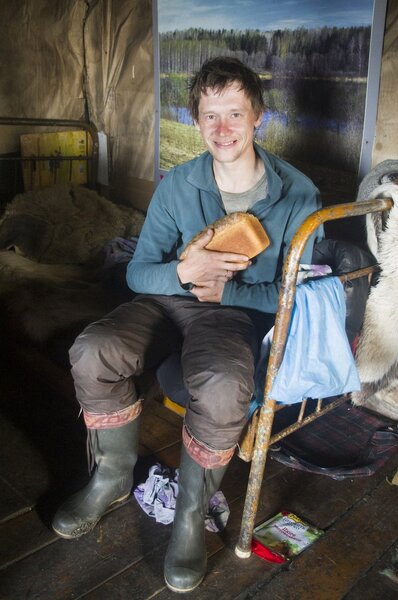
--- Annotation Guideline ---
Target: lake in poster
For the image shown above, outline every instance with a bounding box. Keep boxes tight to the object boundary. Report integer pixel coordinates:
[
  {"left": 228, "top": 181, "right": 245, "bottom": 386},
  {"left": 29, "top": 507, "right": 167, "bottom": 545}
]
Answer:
[{"left": 157, "top": 0, "right": 375, "bottom": 203}]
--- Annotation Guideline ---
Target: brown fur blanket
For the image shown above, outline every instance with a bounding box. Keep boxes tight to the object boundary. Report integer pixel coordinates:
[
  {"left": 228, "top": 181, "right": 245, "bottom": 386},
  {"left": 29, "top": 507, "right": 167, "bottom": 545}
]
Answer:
[{"left": 0, "top": 185, "right": 144, "bottom": 342}]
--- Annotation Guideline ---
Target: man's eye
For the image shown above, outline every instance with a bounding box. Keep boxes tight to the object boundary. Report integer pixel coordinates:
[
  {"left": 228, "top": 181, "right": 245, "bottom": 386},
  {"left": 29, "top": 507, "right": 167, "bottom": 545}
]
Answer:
[
  {"left": 206, "top": 114, "right": 216, "bottom": 120},
  {"left": 232, "top": 113, "right": 242, "bottom": 118}
]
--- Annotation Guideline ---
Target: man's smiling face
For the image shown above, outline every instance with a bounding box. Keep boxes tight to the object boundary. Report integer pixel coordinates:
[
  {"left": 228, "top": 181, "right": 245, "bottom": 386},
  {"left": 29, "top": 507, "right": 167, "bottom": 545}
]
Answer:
[{"left": 196, "top": 82, "right": 263, "bottom": 166}]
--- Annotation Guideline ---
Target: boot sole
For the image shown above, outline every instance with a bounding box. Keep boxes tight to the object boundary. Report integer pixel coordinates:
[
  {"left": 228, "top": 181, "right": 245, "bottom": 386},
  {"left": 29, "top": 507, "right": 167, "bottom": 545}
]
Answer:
[
  {"left": 52, "top": 492, "right": 131, "bottom": 539},
  {"left": 52, "top": 520, "right": 100, "bottom": 539},
  {"left": 164, "top": 574, "right": 204, "bottom": 593}
]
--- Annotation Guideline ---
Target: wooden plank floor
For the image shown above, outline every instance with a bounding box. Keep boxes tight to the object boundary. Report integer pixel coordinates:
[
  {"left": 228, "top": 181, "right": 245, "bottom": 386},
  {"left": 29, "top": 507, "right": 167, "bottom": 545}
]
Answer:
[{"left": 0, "top": 345, "right": 397, "bottom": 600}]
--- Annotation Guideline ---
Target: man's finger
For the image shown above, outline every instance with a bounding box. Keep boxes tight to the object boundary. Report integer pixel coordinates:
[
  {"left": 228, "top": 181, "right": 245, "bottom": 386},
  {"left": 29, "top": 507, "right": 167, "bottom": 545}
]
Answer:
[
  {"left": 220, "top": 251, "right": 250, "bottom": 263},
  {"left": 190, "top": 227, "right": 214, "bottom": 248},
  {"left": 180, "top": 228, "right": 214, "bottom": 260},
  {"left": 224, "top": 260, "right": 251, "bottom": 271}
]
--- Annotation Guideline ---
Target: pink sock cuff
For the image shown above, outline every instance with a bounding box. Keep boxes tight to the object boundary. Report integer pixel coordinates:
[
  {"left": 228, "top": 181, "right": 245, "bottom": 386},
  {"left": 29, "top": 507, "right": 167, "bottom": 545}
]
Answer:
[
  {"left": 182, "top": 424, "right": 235, "bottom": 468},
  {"left": 83, "top": 401, "right": 142, "bottom": 429}
]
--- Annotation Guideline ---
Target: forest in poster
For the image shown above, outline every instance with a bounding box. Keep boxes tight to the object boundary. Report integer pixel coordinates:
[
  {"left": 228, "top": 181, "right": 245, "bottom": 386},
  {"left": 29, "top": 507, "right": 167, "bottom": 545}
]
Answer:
[{"left": 158, "top": 0, "right": 374, "bottom": 185}]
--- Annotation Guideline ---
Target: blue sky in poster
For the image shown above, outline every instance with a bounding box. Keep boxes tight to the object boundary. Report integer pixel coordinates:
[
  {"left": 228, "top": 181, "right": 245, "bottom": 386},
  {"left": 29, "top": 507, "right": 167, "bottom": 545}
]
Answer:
[{"left": 158, "top": 0, "right": 374, "bottom": 32}]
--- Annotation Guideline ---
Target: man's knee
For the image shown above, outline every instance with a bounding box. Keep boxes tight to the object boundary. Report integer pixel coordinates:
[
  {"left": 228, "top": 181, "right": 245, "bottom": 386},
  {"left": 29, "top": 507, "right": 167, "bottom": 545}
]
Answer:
[
  {"left": 184, "top": 367, "right": 253, "bottom": 447},
  {"left": 185, "top": 352, "right": 254, "bottom": 403},
  {"left": 69, "top": 322, "right": 127, "bottom": 380},
  {"left": 189, "top": 366, "right": 252, "bottom": 397}
]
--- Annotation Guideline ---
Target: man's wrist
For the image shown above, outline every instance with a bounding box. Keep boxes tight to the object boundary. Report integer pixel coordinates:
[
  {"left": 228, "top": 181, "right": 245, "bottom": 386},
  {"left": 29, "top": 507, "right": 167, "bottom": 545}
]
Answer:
[{"left": 177, "top": 262, "right": 194, "bottom": 290}]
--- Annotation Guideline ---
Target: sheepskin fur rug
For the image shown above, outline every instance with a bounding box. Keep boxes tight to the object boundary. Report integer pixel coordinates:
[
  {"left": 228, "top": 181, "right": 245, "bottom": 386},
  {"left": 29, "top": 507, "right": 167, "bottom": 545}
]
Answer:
[
  {"left": 0, "top": 184, "right": 144, "bottom": 342},
  {"left": 0, "top": 184, "right": 145, "bottom": 264},
  {"left": 352, "top": 170, "right": 398, "bottom": 420}
]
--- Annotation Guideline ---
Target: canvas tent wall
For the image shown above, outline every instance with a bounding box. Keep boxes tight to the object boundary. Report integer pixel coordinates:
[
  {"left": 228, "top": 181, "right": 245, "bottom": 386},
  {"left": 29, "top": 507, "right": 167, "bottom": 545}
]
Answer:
[{"left": 0, "top": 0, "right": 155, "bottom": 212}]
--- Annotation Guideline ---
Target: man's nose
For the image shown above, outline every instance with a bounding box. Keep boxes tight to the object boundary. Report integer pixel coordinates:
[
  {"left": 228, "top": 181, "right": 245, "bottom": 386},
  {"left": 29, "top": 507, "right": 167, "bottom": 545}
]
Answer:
[{"left": 216, "top": 118, "right": 231, "bottom": 135}]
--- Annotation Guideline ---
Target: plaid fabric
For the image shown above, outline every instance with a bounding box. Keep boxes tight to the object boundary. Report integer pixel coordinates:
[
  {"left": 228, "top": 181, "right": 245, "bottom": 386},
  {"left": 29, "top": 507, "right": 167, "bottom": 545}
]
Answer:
[{"left": 269, "top": 400, "right": 398, "bottom": 480}]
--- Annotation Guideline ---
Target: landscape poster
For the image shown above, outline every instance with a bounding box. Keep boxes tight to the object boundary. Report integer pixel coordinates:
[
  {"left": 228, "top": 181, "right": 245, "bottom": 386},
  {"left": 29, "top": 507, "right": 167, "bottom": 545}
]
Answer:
[{"left": 157, "top": 0, "right": 375, "bottom": 200}]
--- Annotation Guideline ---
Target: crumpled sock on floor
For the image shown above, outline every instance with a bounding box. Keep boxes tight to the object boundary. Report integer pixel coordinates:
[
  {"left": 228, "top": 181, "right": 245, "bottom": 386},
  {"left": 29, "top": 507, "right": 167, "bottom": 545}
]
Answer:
[{"left": 133, "top": 463, "right": 230, "bottom": 531}]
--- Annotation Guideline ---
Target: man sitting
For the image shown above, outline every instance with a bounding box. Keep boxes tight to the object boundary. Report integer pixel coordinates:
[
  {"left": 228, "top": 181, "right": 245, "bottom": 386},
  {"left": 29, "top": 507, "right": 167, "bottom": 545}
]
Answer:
[{"left": 52, "top": 56, "right": 323, "bottom": 593}]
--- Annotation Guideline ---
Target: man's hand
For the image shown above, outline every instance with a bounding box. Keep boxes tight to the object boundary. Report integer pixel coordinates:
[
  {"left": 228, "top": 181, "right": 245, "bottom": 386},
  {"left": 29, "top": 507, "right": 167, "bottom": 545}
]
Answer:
[
  {"left": 177, "top": 228, "right": 251, "bottom": 287},
  {"left": 190, "top": 279, "right": 226, "bottom": 303}
]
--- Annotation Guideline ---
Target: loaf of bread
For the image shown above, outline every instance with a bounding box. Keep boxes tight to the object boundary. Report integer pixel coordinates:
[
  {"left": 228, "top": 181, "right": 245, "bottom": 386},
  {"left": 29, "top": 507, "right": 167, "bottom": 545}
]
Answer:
[{"left": 180, "top": 212, "right": 270, "bottom": 260}]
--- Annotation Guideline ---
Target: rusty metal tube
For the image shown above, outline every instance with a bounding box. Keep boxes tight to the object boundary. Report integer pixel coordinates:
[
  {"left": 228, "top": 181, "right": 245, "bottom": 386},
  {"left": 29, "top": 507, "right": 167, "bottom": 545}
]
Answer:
[
  {"left": 269, "top": 395, "right": 347, "bottom": 445},
  {"left": 235, "top": 197, "right": 393, "bottom": 558}
]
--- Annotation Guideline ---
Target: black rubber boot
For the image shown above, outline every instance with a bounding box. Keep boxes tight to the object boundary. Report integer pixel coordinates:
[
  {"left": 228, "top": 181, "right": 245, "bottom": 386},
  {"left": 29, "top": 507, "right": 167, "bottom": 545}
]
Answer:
[
  {"left": 164, "top": 447, "right": 228, "bottom": 593},
  {"left": 52, "top": 417, "right": 140, "bottom": 539}
]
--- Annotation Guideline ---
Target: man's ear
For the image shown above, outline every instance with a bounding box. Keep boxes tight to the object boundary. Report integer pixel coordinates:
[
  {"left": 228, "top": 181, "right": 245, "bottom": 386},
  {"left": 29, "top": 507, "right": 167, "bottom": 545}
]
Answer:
[
  {"left": 254, "top": 112, "right": 263, "bottom": 128},
  {"left": 194, "top": 120, "right": 200, "bottom": 131}
]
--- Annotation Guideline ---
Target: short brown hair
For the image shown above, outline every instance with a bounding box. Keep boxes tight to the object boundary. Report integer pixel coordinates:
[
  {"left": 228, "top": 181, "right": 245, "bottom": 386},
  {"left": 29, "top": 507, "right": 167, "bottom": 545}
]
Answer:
[{"left": 188, "top": 57, "right": 265, "bottom": 122}]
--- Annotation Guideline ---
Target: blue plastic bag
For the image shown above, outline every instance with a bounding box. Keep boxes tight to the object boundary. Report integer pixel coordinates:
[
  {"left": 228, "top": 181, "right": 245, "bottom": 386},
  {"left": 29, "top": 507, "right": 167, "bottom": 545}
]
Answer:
[{"left": 252, "top": 277, "right": 360, "bottom": 412}]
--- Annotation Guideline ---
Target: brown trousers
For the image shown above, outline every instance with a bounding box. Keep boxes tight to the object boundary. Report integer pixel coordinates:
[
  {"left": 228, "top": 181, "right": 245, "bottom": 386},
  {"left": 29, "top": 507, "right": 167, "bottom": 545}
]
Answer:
[{"left": 69, "top": 294, "right": 272, "bottom": 453}]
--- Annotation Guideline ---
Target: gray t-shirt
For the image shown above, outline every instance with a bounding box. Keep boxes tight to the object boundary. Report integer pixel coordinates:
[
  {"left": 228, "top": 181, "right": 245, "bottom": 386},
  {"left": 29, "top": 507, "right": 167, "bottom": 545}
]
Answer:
[{"left": 220, "top": 172, "right": 268, "bottom": 214}]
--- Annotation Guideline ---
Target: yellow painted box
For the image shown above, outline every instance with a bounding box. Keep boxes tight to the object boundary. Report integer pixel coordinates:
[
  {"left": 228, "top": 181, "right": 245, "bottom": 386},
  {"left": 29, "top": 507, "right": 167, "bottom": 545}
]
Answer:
[{"left": 20, "top": 130, "right": 91, "bottom": 191}]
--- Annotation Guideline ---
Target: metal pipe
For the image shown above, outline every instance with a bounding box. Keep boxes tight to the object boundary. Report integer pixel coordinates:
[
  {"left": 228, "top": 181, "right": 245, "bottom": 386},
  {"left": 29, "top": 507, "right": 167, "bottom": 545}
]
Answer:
[
  {"left": 0, "top": 155, "right": 92, "bottom": 161},
  {"left": 269, "top": 395, "right": 347, "bottom": 445},
  {"left": 235, "top": 197, "right": 393, "bottom": 558}
]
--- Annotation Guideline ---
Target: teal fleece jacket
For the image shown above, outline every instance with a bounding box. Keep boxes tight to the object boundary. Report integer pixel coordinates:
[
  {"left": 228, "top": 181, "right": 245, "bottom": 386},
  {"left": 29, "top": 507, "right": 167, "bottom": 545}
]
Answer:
[{"left": 127, "top": 144, "right": 323, "bottom": 313}]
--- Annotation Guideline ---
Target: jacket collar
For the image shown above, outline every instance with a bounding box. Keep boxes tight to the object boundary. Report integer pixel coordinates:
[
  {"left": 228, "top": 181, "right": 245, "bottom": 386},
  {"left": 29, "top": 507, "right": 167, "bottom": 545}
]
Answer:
[
  {"left": 185, "top": 143, "right": 283, "bottom": 208},
  {"left": 185, "top": 151, "right": 218, "bottom": 194}
]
